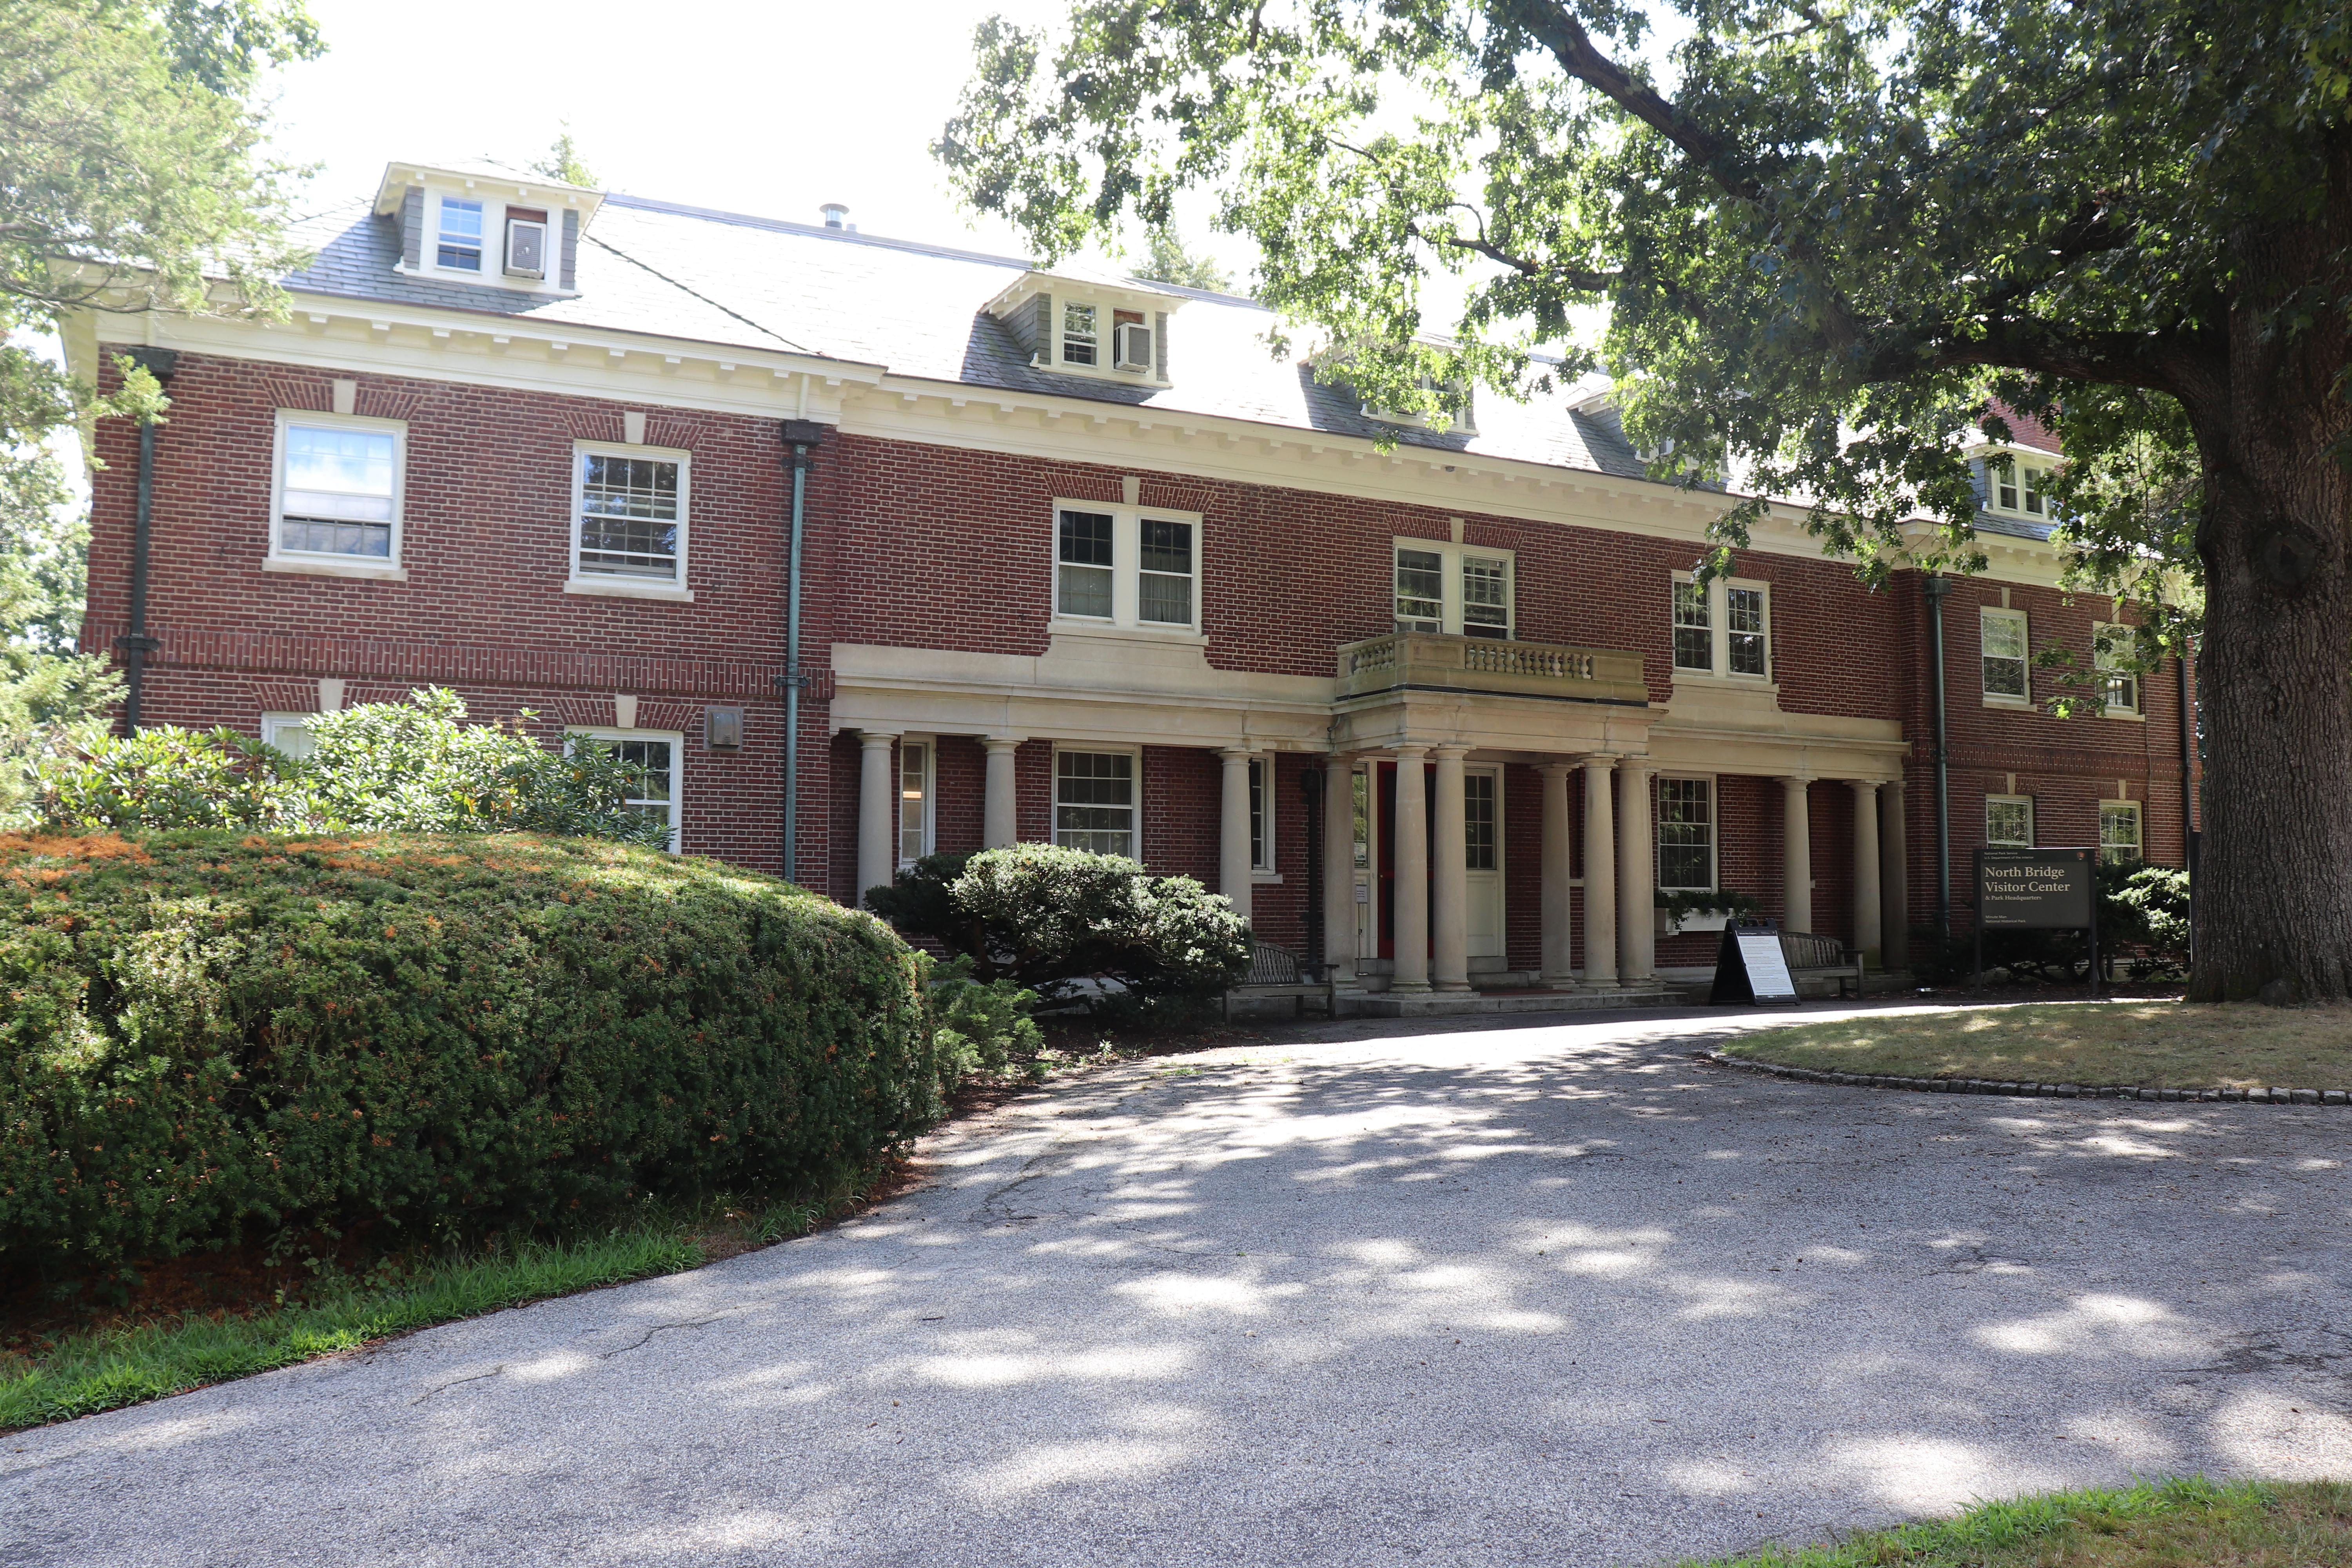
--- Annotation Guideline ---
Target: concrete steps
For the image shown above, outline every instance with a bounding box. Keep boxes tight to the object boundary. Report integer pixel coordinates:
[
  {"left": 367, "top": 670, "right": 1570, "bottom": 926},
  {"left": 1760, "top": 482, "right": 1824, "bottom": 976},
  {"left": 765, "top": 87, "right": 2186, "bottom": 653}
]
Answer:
[{"left": 1333, "top": 984, "right": 1682, "bottom": 1018}]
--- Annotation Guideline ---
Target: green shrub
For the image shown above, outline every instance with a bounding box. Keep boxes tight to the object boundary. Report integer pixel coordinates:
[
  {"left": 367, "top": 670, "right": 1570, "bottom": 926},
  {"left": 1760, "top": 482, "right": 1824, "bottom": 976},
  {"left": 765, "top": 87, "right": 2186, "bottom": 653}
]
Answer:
[
  {"left": 0, "top": 830, "right": 937, "bottom": 1278},
  {"left": 39, "top": 688, "right": 669, "bottom": 849},
  {"left": 869, "top": 843, "right": 1251, "bottom": 1006},
  {"left": 928, "top": 956, "right": 1045, "bottom": 1086}
]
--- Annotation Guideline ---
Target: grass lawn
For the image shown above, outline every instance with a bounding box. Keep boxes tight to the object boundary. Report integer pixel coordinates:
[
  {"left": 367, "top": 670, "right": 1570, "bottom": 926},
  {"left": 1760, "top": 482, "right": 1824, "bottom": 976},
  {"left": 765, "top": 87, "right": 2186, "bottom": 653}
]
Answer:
[
  {"left": 1722, "top": 1001, "right": 2352, "bottom": 1091},
  {"left": 1681, "top": 1477, "right": 2352, "bottom": 1566},
  {"left": 0, "top": 1189, "right": 868, "bottom": 1435}
]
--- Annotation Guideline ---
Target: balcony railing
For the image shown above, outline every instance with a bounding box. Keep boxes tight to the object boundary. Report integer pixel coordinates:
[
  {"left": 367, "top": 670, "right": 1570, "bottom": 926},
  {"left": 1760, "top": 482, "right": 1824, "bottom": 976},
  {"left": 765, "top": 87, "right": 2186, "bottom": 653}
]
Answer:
[{"left": 1336, "top": 631, "right": 1649, "bottom": 705}]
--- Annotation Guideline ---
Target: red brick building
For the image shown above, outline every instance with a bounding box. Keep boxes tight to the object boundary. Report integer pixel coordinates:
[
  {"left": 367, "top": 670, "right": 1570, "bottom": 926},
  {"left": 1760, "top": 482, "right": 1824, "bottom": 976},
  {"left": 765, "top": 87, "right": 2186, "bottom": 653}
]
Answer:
[{"left": 67, "top": 160, "right": 2195, "bottom": 1008}]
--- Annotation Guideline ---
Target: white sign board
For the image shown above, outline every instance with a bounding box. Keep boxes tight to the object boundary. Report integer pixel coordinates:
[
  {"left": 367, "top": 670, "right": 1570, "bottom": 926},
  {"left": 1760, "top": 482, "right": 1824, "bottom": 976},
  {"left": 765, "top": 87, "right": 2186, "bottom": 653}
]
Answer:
[{"left": 1711, "top": 922, "right": 1801, "bottom": 1005}]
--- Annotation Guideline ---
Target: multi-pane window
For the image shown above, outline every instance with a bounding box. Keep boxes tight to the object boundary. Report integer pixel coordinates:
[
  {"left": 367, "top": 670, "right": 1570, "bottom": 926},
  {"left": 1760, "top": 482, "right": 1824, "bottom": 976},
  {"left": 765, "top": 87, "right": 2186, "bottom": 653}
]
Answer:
[
  {"left": 1062, "top": 303, "right": 1098, "bottom": 366},
  {"left": 1139, "top": 519, "right": 1194, "bottom": 626},
  {"left": 1727, "top": 586, "right": 1769, "bottom": 676},
  {"left": 1672, "top": 576, "right": 1771, "bottom": 678},
  {"left": 1464, "top": 772, "right": 1497, "bottom": 870},
  {"left": 1657, "top": 777, "right": 1714, "bottom": 890},
  {"left": 576, "top": 452, "right": 683, "bottom": 580},
  {"left": 1985, "top": 795, "right": 2034, "bottom": 848},
  {"left": 436, "top": 198, "right": 483, "bottom": 270},
  {"left": 1461, "top": 556, "right": 1511, "bottom": 639},
  {"left": 1248, "top": 756, "right": 1272, "bottom": 871},
  {"left": 2100, "top": 803, "right": 2142, "bottom": 865},
  {"left": 1981, "top": 608, "right": 2030, "bottom": 701},
  {"left": 260, "top": 714, "right": 316, "bottom": 758},
  {"left": 898, "top": 741, "right": 931, "bottom": 866},
  {"left": 278, "top": 420, "right": 398, "bottom": 558},
  {"left": 2095, "top": 624, "right": 2140, "bottom": 715},
  {"left": 1673, "top": 581, "right": 1713, "bottom": 670},
  {"left": 1989, "top": 452, "right": 2056, "bottom": 517},
  {"left": 571, "top": 733, "right": 680, "bottom": 851},
  {"left": 1394, "top": 547, "right": 1445, "bottom": 632},
  {"left": 1055, "top": 750, "right": 1135, "bottom": 856},
  {"left": 1057, "top": 509, "right": 1115, "bottom": 618}
]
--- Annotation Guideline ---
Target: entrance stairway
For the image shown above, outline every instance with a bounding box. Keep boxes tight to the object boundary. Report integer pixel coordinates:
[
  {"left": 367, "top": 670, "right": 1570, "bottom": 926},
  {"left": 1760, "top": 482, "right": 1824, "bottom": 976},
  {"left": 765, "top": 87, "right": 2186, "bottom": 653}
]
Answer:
[{"left": 1225, "top": 943, "right": 1682, "bottom": 1020}]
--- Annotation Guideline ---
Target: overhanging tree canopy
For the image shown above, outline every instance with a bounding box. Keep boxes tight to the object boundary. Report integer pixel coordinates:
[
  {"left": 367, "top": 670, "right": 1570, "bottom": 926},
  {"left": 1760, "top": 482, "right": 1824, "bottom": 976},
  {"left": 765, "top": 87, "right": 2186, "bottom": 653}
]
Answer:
[{"left": 937, "top": 0, "right": 2352, "bottom": 1003}]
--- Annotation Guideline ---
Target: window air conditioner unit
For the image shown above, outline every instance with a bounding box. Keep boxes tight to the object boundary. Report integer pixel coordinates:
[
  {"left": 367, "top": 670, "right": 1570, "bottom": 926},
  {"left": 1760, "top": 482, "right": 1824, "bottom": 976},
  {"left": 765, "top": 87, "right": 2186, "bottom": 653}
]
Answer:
[
  {"left": 504, "top": 213, "right": 548, "bottom": 280},
  {"left": 1113, "top": 321, "right": 1154, "bottom": 374}
]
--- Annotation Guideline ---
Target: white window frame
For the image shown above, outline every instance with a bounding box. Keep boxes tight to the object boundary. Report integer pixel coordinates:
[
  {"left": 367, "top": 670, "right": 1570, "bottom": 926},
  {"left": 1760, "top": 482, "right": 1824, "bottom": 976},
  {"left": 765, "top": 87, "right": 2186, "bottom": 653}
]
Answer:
[
  {"left": 1985, "top": 793, "right": 2035, "bottom": 849},
  {"left": 898, "top": 735, "right": 936, "bottom": 868},
  {"left": 1654, "top": 773, "right": 1718, "bottom": 892},
  {"left": 1668, "top": 572, "right": 1772, "bottom": 681},
  {"left": 432, "top": 193, "right": 485, "bottom": 273},
  {"left": 1248, "top": 754, "right": 1278, "bottom": 876},
  {"left": 567, "top": 727, "right": 684, "bottom": 852},
  {"left": 1980, "top": 607, "right": 2031, "bottom": 707},
  {"left": 260, "top": 712, "right": 319, "bottom": 758},
  {"left": 1984, "top": 447, "right": 2059, "bottom": 519},
  {"left": 1049, "top": 499, "right": 1203, "bottom": 635},
  {"left": 2093, "top": 622, "right": 2143, "bottom": 719},
  {"left": 265, "top": 410, "right": 409, "bottom": 582},
  {"left": 1060, "top": 301, "right": 1099, "bottom": 367},
  {"left": 1391, "top": 539, "right": 1517, "bottom": 639},
  {"left": 2099, "top": 800, "right": 2143, "bottom": 866},
  {"left": 1051, "top": 744, "right": 1142, "bottom": 858},
  {"left": 566, "top": 440, "right": 694, "bottom": 603}
]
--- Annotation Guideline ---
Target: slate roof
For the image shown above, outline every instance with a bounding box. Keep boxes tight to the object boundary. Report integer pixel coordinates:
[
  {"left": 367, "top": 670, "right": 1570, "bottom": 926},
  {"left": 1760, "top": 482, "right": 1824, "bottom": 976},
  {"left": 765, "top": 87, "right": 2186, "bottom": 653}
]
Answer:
[{"left": 283, "top": 190, "right": 1648, "bottom": 480}]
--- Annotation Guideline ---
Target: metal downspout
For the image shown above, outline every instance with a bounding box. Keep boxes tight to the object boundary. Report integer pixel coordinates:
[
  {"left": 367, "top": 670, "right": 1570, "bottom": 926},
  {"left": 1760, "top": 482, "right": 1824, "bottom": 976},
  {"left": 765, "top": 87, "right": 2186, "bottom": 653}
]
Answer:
[
  {"left": 119, "top": 348, "right": 177, "bottom": 734},
  {"left": 779, "top": 419, "right": 824, "bottom": 883},
  {"left": 1922, "top": 573, "right": 1953, "bottom": 944}
]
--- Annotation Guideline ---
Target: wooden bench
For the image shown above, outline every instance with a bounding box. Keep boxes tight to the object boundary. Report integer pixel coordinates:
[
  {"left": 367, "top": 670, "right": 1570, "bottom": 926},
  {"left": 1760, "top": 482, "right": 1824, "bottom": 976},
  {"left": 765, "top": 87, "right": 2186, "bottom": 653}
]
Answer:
[
  {"left": 1223, "top": 942, "right": 1333, "bottom": 1020},
  {"left": 1780, "top": 930, "right": 1867, "bottom": 998}
]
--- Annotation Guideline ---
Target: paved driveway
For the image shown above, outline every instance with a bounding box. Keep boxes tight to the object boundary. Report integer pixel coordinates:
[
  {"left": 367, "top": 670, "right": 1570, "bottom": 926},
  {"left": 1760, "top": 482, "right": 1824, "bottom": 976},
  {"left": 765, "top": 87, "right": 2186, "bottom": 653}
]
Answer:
[{"left": 7, "top": 1004, "right": 2349, "bottom": 1568}]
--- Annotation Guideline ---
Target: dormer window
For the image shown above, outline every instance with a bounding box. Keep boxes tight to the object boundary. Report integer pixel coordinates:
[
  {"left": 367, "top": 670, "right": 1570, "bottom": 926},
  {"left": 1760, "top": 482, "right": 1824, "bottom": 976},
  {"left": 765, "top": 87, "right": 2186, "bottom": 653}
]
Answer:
[
  {"left": 1987, "top": 451, "right": 2056, "bottom": 517},
  {"left": 1062, "top": 304, "right": 1098, "bottom": 367},
  {"left": 437, "top": 199, "right": 483, "bottom": 270}
]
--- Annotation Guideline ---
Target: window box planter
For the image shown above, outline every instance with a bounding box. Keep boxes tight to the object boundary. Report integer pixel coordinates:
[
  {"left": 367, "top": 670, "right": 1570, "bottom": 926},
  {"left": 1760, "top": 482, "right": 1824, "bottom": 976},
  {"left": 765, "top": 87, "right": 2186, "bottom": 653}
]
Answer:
[{"left": 1657, "top": 907, "right": 1733, "bottom": 936}]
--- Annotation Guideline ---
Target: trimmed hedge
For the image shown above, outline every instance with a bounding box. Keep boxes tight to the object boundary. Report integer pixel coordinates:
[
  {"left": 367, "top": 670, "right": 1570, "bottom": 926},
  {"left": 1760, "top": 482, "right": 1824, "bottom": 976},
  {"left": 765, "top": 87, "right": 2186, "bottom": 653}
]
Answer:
[{"left": 0, "top": 831, "right": 937, "bottom": 1274}]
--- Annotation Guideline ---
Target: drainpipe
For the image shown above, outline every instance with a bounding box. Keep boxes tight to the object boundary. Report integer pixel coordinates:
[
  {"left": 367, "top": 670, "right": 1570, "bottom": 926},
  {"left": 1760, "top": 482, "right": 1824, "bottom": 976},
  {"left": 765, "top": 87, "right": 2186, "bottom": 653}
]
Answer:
[
  {"left": 118, "top": 348, "right": 178, "bottom": 734},
  {"left": 1921, "top": 573, "right": 1954, "bottom": 944},
  {"left": 778, "top": 419, "right": 826, "bottom": 883},
  {"left": 2178, "top": 640, "right": 2198, "bottom": 961}
]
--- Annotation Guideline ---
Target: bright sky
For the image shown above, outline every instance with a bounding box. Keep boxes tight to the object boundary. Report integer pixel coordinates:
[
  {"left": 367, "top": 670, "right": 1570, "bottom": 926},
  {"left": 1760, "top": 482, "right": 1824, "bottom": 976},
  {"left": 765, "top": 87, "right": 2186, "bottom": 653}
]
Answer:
[{"left": 261, "top": 0, "right": 1234, "bottom": 272}]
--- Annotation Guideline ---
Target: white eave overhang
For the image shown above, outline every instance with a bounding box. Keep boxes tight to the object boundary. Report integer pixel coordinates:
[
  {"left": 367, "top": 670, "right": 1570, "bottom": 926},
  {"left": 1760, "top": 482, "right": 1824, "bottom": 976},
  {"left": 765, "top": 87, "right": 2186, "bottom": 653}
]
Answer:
[
  {"left": 374, "top": 161, "right": 607, "bottom": 229},
  {"left": 983, "top": 267, "right": 1191, "bottom": 324}
]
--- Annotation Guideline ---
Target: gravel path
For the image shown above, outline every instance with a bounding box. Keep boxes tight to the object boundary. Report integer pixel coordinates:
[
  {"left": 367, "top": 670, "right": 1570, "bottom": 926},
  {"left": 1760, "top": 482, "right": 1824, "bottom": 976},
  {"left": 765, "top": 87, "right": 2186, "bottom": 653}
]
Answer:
[{"left": 6, "top": 1002, "right": 2349, "bottom": 1568}]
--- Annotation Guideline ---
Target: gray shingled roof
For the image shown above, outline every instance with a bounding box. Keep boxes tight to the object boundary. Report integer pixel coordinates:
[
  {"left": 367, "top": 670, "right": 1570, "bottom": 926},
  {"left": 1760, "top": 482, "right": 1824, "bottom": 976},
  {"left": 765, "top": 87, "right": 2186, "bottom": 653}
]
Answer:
[{"left": 283, "top": 191, "right": 1648, "bottom": 479}]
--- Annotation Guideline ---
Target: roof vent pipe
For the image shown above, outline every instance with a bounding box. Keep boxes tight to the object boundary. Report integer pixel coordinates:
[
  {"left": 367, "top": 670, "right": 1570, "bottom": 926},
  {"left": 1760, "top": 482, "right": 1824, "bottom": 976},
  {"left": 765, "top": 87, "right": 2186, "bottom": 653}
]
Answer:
[{"left": 820, "top": 203, "right": 848, "bottom": 230}]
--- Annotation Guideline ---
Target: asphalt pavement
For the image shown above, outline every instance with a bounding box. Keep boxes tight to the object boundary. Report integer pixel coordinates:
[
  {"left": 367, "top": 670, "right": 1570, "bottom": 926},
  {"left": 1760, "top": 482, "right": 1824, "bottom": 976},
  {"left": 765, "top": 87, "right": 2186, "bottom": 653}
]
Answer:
[{"left": 6, "top": 1001, "right": 2348, "bottom": 1567}]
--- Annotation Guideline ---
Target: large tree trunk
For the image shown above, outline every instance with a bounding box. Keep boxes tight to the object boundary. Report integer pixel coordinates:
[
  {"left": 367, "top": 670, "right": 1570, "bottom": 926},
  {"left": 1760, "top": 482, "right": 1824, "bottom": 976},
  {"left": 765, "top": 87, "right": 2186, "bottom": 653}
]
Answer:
[{"left": 2187, "top": 152, "right": 2352, "bottom": 1002}]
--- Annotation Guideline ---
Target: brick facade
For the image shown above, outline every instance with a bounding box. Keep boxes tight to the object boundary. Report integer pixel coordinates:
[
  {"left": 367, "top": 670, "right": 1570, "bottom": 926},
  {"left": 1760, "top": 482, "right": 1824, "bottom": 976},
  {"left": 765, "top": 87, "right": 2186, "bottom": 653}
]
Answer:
[{"left": 84, "top": 347, "right": 2194, "bottom": 974}]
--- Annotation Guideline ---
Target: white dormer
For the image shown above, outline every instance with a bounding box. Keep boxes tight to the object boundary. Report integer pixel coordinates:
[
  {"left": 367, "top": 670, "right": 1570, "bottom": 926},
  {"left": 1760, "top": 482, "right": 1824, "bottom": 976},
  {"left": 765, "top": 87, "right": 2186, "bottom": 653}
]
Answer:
[
  {"left": 1966, "top": 438, "right": 2062, "bottom": 521},
  {"left": 985, "top": 269, "right": 1186, "bottom": 388},
  {"left": 374, "top": 162, "right": 605, "bottom": 296}
]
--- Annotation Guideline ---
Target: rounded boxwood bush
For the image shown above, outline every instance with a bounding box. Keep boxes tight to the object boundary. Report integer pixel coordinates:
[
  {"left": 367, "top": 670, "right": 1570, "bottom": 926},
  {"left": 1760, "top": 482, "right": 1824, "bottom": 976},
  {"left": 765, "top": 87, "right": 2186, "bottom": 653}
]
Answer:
[{"left": 0, "top": 831, "right": 937, "bottom": 1275}]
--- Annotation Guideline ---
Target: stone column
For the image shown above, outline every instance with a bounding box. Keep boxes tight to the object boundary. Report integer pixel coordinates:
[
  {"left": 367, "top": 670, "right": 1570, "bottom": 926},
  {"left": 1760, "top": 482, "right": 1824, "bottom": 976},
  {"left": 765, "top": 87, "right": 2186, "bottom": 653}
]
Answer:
[
  {"left": 1322, "top": 757, "right": 1357, "bottom": 981},
  {"left": 1780, "top": 777, "right": 1814, "bottom": 935},
  {"left": 982, "top": 736, "right": 1022, "bottom": 849},
  {"left": 1850, "top": 781, "right": 1883, "bottom": 964},
  {"left": 1617, "top": 759, "right": 1656, "bottom": 982},
  {"left": 1582, "top": 756, "right": 1619, "bottom": 985},
  {"left": 1880, "top": 779, "right": 1910, "bottom": 970},
  {"left": 1431, "top": 746, "right": 1471, "bottom": 991},
  {"left": 1391, "top": 746, "right": 1431, "bottom": 992},
  {"left": 1219, "top": 748, "right": 1255, "bottom": 924},
  {"left": 1539, "top": 762, "right": 1575, "bottom": 986},
  {"left": 855, "top": 731, "right": 899, "bottom": 908}
]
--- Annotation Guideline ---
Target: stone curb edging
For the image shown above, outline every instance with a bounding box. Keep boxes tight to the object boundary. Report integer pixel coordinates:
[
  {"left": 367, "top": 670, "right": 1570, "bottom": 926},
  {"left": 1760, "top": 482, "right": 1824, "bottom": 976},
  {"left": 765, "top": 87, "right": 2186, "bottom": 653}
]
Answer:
[{"left": 1696, "top": 1051, "right": 2350, "bottom": 1106}]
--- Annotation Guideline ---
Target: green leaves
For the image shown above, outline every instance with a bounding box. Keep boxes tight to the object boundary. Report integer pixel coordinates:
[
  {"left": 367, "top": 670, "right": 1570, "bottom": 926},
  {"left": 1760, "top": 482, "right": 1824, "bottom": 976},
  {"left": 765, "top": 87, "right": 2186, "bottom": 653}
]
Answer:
[
  {"left": 38, "top": 689, "right": 676, "bottom": 849},
  {"left": 940, "top": 0, "right": 2351, "bottom": 634}
]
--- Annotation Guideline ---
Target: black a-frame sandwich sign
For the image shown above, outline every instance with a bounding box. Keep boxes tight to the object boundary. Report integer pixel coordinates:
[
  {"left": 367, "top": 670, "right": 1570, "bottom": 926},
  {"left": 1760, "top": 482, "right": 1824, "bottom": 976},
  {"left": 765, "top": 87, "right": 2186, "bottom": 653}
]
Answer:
[{"left": 1711, "top": 920, "right": 1801, "bottom": 1005}]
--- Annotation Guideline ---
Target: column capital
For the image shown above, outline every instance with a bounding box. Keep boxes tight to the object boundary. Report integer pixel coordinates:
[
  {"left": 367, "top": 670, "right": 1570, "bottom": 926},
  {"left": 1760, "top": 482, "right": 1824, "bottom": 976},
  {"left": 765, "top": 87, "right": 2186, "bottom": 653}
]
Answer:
[
  {"left": 1616, "top": 756, "right": 1657, "bottom": 777},
  {"left": 1536, "top": 759, "right": 1575, "bottom": 777},
  {"left": 1778, "top": 773, "right": 1814, "bottom": 790},
  {"left": 981, "top": 733, "right": 1025, "bottom": 753},
  {"left": 1431, "top": 743, "right": 1472, "bottom": 761},
  {"left": 857, "top": 729, "right": 900, "bottom": 748},
  {"left": 1392, "top": 742, "right": 1430, "bottom": 760},
  {"left": 1580, "top": 753, "right": 1618, "bottom": 771},
  {"left": 1216, "top": 746, "right": 1257, "bottom": 763},
  {"left": 1847, "top": 777, "right": 1882, "bottom": 795}
]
